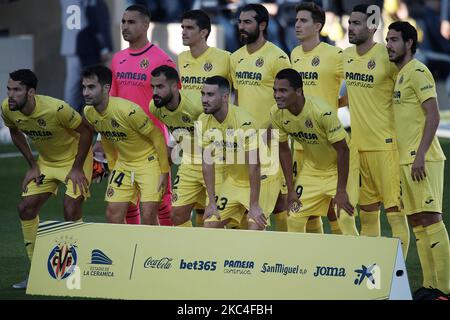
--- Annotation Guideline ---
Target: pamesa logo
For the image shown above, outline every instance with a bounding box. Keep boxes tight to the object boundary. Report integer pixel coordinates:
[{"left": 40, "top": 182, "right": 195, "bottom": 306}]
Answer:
[{"left": 223, "top": 259, "right": 254, "bottom": 275}]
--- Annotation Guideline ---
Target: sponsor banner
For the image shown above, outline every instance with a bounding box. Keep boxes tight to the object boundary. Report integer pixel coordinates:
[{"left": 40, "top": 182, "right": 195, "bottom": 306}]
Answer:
[{"left": 27, "top": 222, "right": 411, "bottom": 299}]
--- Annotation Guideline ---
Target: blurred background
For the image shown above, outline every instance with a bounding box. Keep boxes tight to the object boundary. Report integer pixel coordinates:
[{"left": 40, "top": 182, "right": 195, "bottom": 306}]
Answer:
[{"left": 0, "top": 0, "right": 449, "bottom": 141}]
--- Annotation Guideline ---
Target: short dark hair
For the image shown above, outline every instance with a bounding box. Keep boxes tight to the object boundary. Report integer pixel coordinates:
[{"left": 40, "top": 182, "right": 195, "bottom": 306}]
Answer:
[
  {"left": 296, "top": 2, "right": 326, "bottom": 32},
  {"left": 352, "top": 4, "right": 371, "bottom": 16},
  {"left": 181, "top": 10, "right": 212, "bottom": 40},
  {"left": 275, "top": 68, "right": 303, "bottom": 90},
  {"left": 352, "top": 4, "right": 380, "bottom": 28},
  {"left": 9, "top": 69, "right": 38, "bottom": 90},
  {"left": 204, "top": 76, "right": 230, "bottom": 94},
  {"left": 151, "top": 65, "right": 180, "bottom": 82},
  {"left": 388, "top": 21, "right": 418, "bottom": 54},
  {"left": 125, "top": 4, "right": 151, "bottom": 21},
  {"left": 240, "top": 3, "right": 269, "bottom": 36},
  {"left": 82, "top": 65, "right": 112, "bottom": 86}
]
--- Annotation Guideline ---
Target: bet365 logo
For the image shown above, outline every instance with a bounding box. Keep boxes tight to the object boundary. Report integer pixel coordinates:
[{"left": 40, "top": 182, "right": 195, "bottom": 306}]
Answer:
[{"left": 354, "top": 263, "right": 381, "bottom": 290}]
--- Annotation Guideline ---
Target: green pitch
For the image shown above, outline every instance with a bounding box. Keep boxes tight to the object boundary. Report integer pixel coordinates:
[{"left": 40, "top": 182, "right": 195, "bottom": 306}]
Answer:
[{"left": 1, "top": 140, "right": 449, "bottom": 299}]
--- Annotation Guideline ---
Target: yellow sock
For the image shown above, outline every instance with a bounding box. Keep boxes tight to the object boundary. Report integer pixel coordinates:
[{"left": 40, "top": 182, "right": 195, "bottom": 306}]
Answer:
[
  {"left": 387, "top": 212, "right": 410, "bottom": 260},
  {"left": 425, "top": 221, "right": 450, "bottom": 294},
  {"left": 74, "top": 218, "right": 83, "bottom": 223},
  {"left": 239, "top": 214, "right": 248, "bottom": 230},
  {"left": 178, "top": 220, "right": 193, "bottom": 227},
  {"left": 306, "top": 217, "right": 323, "bottom": 234},
  {"left": 413, "top": 225, "right": 437, "bottom": 289},
  {"left": 21, "top": 215, "right": 39, "bottom": 262},
  {"left": 359, "top": 210, "right": 380, "bottom": 236},
  {"left": 287, "top": 215, "right": 308, "bottom": 233},
  {"left": 195, "top": 212, "right": 204, "bottom": 227},
  {"left": 273, "top": 211, "right": 288, "bottom": 232},
  {"left": 337, "top": 211, "right": 359, "bottom": 236},
  {"left": 329, "top": 220, "right": 342, "bottom": 235}
]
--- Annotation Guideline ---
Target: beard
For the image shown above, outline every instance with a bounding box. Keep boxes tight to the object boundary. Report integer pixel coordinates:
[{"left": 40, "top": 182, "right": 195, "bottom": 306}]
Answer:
[
  {"left": 348, "top": 30, "right": 371, "bottom": 45},
  {"left": 153, "top": 92, "right": 173, "bottom": 108},
  {"left": 389, "top": 49, "right": 407, "bottom": 64},
  {"left": 239, "top": 28, "right": 260, "bottom": 45},
  {"left": 8, "top": 96, "right": 27, "bottom": 111},
  {"left": 349, "top": 35, "right": 366, "bottom": 45}
]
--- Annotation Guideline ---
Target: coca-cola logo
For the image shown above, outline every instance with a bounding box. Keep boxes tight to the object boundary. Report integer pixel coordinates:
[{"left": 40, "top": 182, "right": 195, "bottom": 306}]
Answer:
[{"left": 144, "top": 257, "right": 173, "bottom": 269}]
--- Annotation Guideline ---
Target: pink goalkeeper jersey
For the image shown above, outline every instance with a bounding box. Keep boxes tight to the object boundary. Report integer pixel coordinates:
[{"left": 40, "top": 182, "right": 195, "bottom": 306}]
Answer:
[{"left": 110, "top": 42, "right": 176, "bottom": 140}]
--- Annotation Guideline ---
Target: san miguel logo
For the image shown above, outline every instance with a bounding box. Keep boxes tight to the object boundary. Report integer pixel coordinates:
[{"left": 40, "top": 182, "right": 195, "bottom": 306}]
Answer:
[
  {"left": 47, "top": 236, "right": 78, "bottom": 280},
  {"left": 311, "top": 56, "right": 320, "bottom": 67},
  {"left": 305, "top": 119, "right": 313, "bottom": 129},
  {"left": 367, "top": 59, "right": 376, "bottom": 70},
  {"left": 255, "top": 57, "right": 264, "bottom": 67},
  {"left": 203, "top": 62, "right": 213, "bottom": 72},
  {"left": 140, "top": 58, "right": 150, "bottom": 69}
]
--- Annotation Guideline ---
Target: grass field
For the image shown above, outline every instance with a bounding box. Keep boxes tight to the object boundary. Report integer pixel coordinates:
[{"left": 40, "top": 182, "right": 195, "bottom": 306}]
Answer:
[{"left": 1, "top": 140, "right": 449, "bottom": 299}]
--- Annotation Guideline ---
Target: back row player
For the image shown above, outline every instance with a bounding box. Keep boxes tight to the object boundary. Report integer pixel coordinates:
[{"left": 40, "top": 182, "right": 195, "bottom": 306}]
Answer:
[
  {"left": 290, "top": 2, "right": 345, "bottom": 234},
  {"left": 177, "top": 9, "right": 230, "bottom": 226}
]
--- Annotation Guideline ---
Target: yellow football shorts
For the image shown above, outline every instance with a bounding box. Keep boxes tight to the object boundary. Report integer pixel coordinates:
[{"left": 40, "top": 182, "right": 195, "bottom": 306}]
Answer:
[
  {"left": 205, "top": 173, "right": 281, "bottom": 227},
  {"left": 359, "top": 150, "right": 401, "bottom": 209},
  {"left": 400, "top": 161, "right": 444, "bottom": 215},
  {"left": 172, "top": 163, "right": 226, "bottom": 208},
  {"left": 290, "top": 147, "right": 359, "bottom": 218},
  {"left": 105, "top": 160, "right": 163, "bottom": 204},
  {"left": 23, "top": 154, "right": 93, "bottom": 199}
]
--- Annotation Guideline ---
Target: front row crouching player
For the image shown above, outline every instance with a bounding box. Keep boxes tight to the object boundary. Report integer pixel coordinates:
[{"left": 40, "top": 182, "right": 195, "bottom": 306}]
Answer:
[
  {"left": 2, "top": 69, "right": 93, "bottom": 289},
  {"left": 387, "top": 21, "right": 450, "bottom": 300},
  {"left": 149, "top": 65, "right": 226, "bottom": 227},
  {"left": 199, "top": 76, "right": 281, "bottom": 230},
  {"left": 82, "top": 65, "right": 170, "bottom": 225},
  {"left": 271, "top": 69, "right": 359, "bottom": 235}
]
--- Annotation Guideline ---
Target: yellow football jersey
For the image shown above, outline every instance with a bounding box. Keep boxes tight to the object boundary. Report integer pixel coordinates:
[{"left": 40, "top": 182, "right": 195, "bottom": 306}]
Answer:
[
  {"left": 291, "top": 42, "right": 343, "bottom": 108},
  {"left": 230, "top": 41, "right": 291, "bottom": 129},
  {"left": 197, "top": 105, "right": 257, "bottom": 186},
  {"left": 393, "top": 59, "right": 445, "bottom": 165},
  {"left": 2, "top": 95, "right": 82, "bottom": 166},
  {"left": 343, "top": 43, "right": 398, "bottom": 151},
  {"left": 270, "top": 97, "right": 348, "bottom": 176},
  {"left": 291, "top": 42, "right": 344, "bottom": 152},
  {"left": 84, "top": 96, "right": 168, "bottom": 171},
  {"left": 178, "top": 47, "right": 231, "bottom": 105},
  {"left": 149, "top": 90, "right": 204, "bottom": 164}
]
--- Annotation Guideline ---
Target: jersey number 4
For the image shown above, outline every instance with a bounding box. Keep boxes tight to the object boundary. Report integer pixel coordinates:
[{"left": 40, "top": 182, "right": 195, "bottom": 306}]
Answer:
[{"left": 109, "top": 170, "right": 125, "bottom": 187}]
